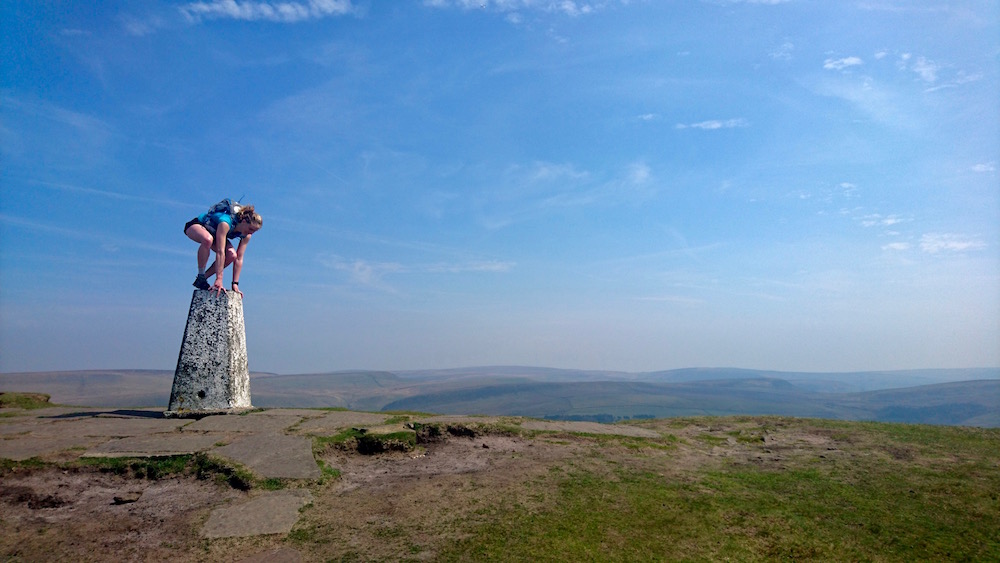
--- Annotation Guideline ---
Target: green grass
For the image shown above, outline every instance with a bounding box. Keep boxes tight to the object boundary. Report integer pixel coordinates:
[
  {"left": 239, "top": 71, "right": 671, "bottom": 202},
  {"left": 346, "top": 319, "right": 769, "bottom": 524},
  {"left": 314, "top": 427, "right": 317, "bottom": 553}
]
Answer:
[
  {"left": 383, "top": 415, "right": 411, "bottom": 425},
  {"left": 696, "top": 433, "right": 728, "bottom": 446},
  {"left": 438, "top": 421, "right": 1000, "bottom": 562},
  {"left": 312, "top": 428, "right": 417, "bottom": 454},
  {"left": 316, "top": 460, "right": 341, "bottom": 484},
  {"left": 564, "top": 433, "right": 679, "bottom": 452},
  {"left": 357, "top": 431, "right": 416, "bottom": 454},
  {"left": 0, "top": 393, "right": 56, "bottom": 410},
  {"left": 381, "top": 410, "right": 435, "bottom": 417},
  {"left": 312, "top": 428, "right": 367, "bottom": 453},
  {"left": 0, "top": 457, "right": 49, "bottom": 474},
  {"left": 3, "top": 452, "right": 281, "bottom": 491},
  {"left": 72, "top": 454, "right": 267, "bottom": 490},
  {"left": 192, "top": 453, "right": 256, "bottom": 490},
  {"left": 259, "top": 478, "right": 286, "bottom": 490},
  {"left": 78, "top": 455, "right": 192, "bottom": 480}
]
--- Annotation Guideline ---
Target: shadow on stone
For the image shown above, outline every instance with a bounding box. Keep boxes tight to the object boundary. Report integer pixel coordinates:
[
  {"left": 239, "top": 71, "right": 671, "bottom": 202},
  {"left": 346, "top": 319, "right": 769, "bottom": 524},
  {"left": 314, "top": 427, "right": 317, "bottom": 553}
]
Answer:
[{"left": 44, "top": 409, "right": 167, "bottom": 420}]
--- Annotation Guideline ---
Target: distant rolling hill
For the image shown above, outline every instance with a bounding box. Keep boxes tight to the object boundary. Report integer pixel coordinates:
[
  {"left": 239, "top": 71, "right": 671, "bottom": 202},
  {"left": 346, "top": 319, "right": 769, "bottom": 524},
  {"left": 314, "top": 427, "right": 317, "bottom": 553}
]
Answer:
[
  {"left": 1, "top": 367, "right": 997, "bottom": 427},
  {"left": 380, "top": 377, "right": 1000, "bottom": 427},
  {"left": 0, "top": 370, "right": 176, "bottom": 410}
]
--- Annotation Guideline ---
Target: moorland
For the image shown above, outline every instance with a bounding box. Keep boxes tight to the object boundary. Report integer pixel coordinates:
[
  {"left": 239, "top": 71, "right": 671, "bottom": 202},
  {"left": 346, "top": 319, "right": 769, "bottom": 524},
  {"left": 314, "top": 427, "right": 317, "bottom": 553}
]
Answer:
[
  {"left": 1, "top": 392, "right": 998, "bottom": 562},
  {"left": 2, "top": 366, "right": 998, "bottom": 426}
]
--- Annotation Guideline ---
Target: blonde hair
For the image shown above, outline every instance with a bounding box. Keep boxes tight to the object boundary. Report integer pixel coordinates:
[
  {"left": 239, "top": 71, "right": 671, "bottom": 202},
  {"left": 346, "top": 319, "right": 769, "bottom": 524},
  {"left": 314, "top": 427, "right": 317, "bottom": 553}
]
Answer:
[{"left": 236, "top": 205, "right": 263, "bottom": 229}]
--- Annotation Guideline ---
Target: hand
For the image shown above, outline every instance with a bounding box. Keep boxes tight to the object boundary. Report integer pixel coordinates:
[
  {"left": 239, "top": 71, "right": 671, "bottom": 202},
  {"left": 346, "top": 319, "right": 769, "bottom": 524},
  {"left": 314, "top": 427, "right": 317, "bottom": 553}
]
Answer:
[
  {"left": 231, "top": 285, "right": 243, "bottom": 298},
  {"left": 211, "top": 278, "right": 226, "bottom": 296}
]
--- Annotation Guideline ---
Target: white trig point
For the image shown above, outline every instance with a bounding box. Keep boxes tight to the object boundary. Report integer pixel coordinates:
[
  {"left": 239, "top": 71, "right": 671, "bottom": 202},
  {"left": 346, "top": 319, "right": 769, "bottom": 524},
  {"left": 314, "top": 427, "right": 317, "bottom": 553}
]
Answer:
[{"left": 166, "top": 290, "right": 253, "bottom": 417}]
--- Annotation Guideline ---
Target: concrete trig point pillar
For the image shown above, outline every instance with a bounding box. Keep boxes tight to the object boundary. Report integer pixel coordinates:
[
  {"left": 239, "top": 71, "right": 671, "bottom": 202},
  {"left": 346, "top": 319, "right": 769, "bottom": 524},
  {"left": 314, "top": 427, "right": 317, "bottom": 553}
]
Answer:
[{"left": 166, "top": 290, "right": 253, "bottom": 417}]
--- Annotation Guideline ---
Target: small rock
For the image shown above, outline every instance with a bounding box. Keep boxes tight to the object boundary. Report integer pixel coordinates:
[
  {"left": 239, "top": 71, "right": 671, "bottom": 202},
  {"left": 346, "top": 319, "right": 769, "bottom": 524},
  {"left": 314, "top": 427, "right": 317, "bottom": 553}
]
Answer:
[
  {"left": 482, "top": 443, "right": 489, "bottom": 449},
  {"left": 113, "top": 491, "right": 142, "bottom": 505}
]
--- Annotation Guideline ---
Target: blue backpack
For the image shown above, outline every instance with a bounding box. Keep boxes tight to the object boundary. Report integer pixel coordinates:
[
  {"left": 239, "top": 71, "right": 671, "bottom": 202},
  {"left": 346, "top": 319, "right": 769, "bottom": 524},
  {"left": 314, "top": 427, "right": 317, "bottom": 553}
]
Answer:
[{"left": 206, "top": 198, "right": 243, "bottom": 216}]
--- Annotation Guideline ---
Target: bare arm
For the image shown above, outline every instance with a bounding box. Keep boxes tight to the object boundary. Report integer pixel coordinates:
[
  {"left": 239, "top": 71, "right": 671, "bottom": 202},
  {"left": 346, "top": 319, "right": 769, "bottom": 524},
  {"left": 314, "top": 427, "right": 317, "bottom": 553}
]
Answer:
[
  {"left": 211, "top": 222, "right": 230, "bottom": 294},
  {"left": 231, "top": 234, "right": 251, "bottom": 296}
]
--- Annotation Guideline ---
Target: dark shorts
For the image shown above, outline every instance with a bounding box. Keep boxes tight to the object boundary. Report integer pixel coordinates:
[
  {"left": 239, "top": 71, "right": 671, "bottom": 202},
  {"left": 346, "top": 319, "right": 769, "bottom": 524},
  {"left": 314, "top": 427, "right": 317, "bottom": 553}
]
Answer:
[{"left": 184, "top": 218, "right": 201, "bottom": 233}]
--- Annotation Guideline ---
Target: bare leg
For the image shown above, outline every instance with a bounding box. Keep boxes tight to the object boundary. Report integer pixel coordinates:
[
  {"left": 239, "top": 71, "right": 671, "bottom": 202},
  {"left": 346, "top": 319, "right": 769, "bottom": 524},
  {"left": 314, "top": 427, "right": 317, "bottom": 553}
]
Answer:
[
  {"left": 205, "top": 241, "right": 237, "bottom": 280},
  {"left": 184, "top": 224, "right": 214, "bottom": 272}
]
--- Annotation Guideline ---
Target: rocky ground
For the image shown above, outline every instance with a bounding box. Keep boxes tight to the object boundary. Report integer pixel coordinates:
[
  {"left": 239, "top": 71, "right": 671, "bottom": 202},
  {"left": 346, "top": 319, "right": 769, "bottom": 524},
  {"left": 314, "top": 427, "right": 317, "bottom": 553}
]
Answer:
[{"left": 2, "top": 398, "right": 978, "bottom": 562}]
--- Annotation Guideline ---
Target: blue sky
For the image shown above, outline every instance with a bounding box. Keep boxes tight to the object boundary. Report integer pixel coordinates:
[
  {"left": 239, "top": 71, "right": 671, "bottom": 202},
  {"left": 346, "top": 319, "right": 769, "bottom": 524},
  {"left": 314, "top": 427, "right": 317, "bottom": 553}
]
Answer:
[{"left": 1, "top": 0, "right": 997, "bottom": 374}]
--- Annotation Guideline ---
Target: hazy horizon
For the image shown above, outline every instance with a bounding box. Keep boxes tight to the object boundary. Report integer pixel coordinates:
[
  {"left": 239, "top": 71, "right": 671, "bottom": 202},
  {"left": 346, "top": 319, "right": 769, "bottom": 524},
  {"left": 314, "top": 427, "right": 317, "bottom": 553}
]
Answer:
[
  {"left": 2, "top": 1, "right": 997, "bottom": 374},
  {"left": 3, "top": 364, "right": 998, "bottom": 379}
]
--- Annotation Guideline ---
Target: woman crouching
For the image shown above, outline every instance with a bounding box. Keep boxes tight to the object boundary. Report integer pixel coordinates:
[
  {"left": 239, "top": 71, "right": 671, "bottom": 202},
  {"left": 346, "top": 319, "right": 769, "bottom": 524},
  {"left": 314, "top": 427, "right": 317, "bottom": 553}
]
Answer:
[{"left": 183, "top": 204, "right": 262, "bottom": 297}]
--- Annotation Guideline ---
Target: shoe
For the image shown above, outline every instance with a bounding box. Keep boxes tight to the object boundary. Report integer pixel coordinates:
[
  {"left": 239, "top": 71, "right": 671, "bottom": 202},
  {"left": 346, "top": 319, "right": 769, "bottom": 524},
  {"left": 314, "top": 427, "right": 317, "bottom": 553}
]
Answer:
[{"left": 193, "top": 274, "right": 210, "bottom": 290}]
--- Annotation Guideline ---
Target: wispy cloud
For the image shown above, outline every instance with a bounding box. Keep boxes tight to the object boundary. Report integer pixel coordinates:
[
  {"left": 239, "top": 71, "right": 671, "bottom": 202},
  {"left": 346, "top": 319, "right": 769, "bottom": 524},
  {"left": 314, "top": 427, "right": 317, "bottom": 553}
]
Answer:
[
  {"left": 971, "top": 163, "right": 995, "bottom": 173},
  {"left": 635, "top": 295, "right": 705, "bottom": 306},
  {"left": 882, "top": 242, "right": 911, "bottom": 251},
  {"left": 823, "top": 56, "right": 863, "bottom": 71},
  {"left": 890, "top": 52, "right": 982, "bottom": 92},
  {"left": 476, "top": 160, "right": 656, "bottom": 229},
  {"left": 2, "top": 95, "right": 114, "bottom": 141},
  {"left": 318, "top": 256, "right": 404, "bottom": 291},
  {"left": 838, "top": 182, "right": 859, "bottom": 198},
  {"left": 424, "top": 1, "right": 612, "bottom": 17},
  {"left": 919, "top": 233, "right": 986, "bottom": 254},
  {"left": 910, "top": 56, "right": 938, "bottom": 82},
  {"left": 319, "top": 255, "right": 514, "bottom": 290},
  {"left": 426, "top": 260, "right": 515, "bottom": 273},
  {"left": 769, "top": 42, "right": 794, "bottom": 61},
  {"left": 0, "top": 214, "right": 188, "bottom": 257},
  {"left": 119, "top": 13, "right": 168, "bottom": 36},
  {"left": 806, "top": 73, "right": 912, "bottom": 128},
  {"left": 180, "top": 0, "right": 355, "bottom": 23},
  {"left": 860, "top": 213, "right": 908, "bottom": 228},
  {"left": 675, "top": 118, "right": 749, "bottom": 130},
  {"left": 704, "top": 0, "right": 791, "bottom": 4},
  {"left": 24, "top": 179, "right": 193, "bottom": 209}
]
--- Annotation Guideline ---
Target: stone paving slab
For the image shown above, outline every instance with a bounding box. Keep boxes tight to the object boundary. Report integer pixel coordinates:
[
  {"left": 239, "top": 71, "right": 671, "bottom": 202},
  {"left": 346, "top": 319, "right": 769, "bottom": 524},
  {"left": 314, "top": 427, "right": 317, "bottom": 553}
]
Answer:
[
  {"left": 257, "top": 409, "right": 330, "bottom": 418},
  {"left": 0, "top": 435, "right": 102, "bottom": 461},
  {"left": 202, "top": 489, "right": 313, "bottom": 538},
  {"left": 4, "top": 407, "right": 109, "bottom": 419},
  {"left": 0, "top": 421, "right": 42, "bottom": 436},
  {"left": 184, "top": 412, "right": 305, "bottom": 433},
  {"left": 47, "top": 417, "right": 187, "bottom": 437},
  {"left": 83, "top": 433, "right": 226, "bottom": 457},
  {"left": 293, "top": 411, "right": 389, "bottom": 435},
  {"left": 0, "top": 417, "right": 188, "bottom": 439},
  {"left": 521, "top": 419, "right": 661, "bottom": 438},
  {"left": 212, "top": 433, "right": 321, "bottom": 479}
]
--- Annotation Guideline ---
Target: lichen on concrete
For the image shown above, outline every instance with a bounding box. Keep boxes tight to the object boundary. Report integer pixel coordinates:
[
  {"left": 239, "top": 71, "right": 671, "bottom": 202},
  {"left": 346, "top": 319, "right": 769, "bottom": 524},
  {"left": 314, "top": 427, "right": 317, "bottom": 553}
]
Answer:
[{"left": 166, "top": 290, "right": 252, "bottom": 417}]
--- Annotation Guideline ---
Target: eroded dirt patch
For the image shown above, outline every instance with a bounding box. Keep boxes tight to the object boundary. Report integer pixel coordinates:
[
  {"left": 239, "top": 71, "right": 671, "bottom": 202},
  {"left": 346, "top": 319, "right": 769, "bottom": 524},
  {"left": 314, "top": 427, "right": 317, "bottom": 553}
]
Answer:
[
  {"left": 280, "top": 432, "right": 584, "bottom": 561},
  {"left": 4, "top": 415, "right": 982, "bottom": 562},
  {"left": 0, "top": 468, "right": 240, "bottom": 561}
]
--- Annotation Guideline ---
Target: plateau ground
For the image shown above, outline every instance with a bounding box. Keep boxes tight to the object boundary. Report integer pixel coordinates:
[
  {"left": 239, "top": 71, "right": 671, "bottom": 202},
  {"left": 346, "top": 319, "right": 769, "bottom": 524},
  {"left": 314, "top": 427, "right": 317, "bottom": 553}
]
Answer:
[{"left": 1, "top": 397, "right": 998, "bottom": 562}]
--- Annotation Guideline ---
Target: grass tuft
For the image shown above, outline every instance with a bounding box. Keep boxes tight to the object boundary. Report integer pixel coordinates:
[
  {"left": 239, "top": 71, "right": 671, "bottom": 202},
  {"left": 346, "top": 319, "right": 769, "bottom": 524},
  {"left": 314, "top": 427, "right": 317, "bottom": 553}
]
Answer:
[
  {"left": 0, "top": 393, "right": 56, "bottom": 410},
  {"left": 192, "top": 453, "right": 255, "bottom": 490},
  {"left": 77, "top": 455, "right": 191, "bottom": 480}
]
